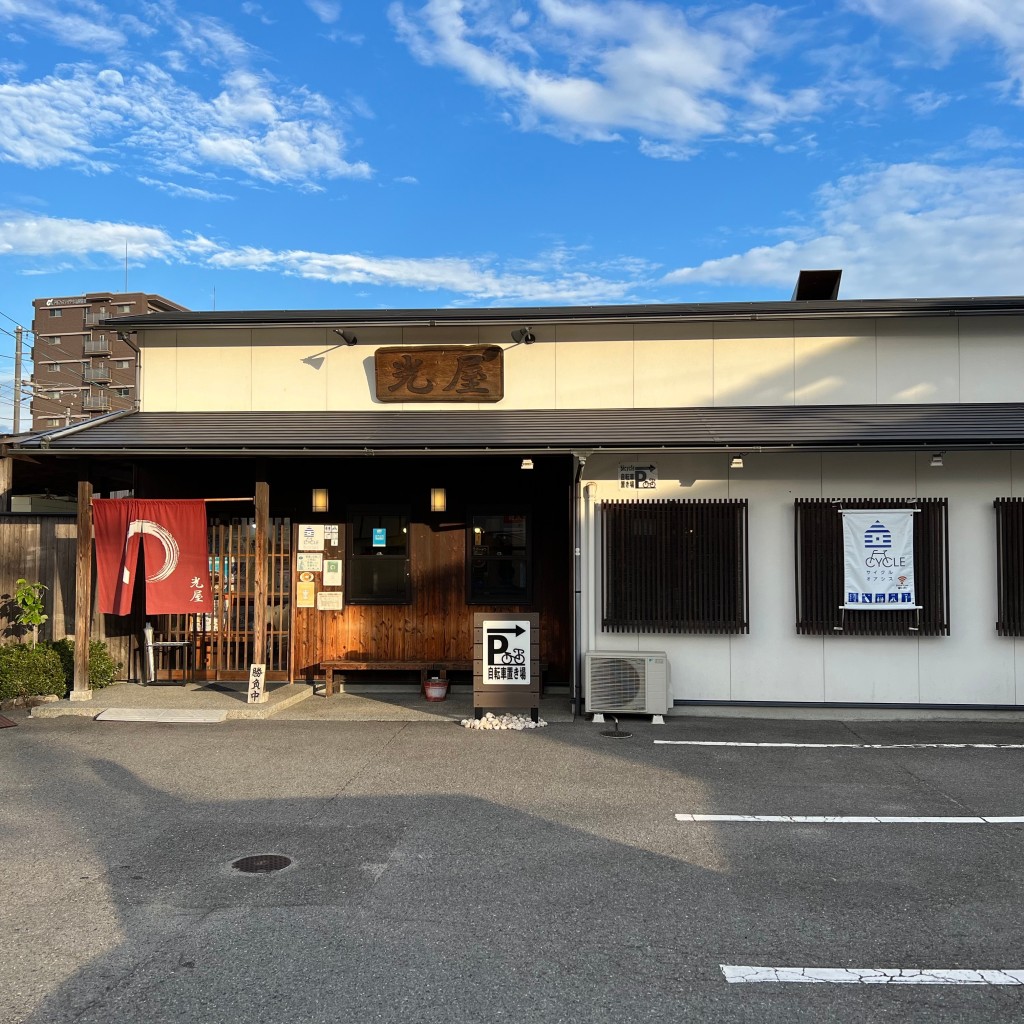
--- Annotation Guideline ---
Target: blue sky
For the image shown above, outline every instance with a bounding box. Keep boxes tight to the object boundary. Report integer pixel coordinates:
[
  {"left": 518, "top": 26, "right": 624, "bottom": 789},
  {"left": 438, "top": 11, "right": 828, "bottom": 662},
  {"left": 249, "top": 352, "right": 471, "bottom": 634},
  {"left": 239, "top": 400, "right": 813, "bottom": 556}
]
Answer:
[{"left": 2, "top": 0, "right": 1024, "bottom": 424}]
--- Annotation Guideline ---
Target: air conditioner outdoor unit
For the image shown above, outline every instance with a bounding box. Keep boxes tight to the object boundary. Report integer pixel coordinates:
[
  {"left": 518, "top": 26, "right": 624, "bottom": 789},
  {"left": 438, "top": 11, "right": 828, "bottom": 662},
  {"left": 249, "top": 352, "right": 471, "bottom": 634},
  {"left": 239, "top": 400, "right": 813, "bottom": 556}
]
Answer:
[{"left": 584, "top": 651, "right": 670, "bottom": 716}]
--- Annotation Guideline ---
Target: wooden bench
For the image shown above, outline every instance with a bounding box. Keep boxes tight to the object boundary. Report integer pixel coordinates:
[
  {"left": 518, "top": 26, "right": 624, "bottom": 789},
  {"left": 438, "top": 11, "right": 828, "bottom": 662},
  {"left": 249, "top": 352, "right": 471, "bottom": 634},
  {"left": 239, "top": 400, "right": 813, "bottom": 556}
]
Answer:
[{"left": 319, "top": 659, "right": 473, "bottom": 697}]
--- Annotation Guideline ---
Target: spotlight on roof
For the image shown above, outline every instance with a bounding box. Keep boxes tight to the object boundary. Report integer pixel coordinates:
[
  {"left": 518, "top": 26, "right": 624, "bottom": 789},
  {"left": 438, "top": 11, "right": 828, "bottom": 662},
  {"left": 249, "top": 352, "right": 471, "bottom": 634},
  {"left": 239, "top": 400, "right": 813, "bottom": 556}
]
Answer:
[
  {"left": 730, "top": 455, "right": 745, "bottom": 470},
  {"left": 333, "top": 329, "right": 358, "bottom": 346},
  {"left": 930, "top": 452, "right": 944, "bottom": 468},
  {"left": 511, "top": 327, "right": 536, "bottom": 344}
]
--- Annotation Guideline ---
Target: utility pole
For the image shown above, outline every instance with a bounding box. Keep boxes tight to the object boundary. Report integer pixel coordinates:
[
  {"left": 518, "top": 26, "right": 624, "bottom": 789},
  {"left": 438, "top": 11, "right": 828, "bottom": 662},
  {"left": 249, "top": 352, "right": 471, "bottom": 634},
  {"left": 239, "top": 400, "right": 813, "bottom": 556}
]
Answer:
[{"left": 13, "top": 325, "right": 23, "bottom": 434}]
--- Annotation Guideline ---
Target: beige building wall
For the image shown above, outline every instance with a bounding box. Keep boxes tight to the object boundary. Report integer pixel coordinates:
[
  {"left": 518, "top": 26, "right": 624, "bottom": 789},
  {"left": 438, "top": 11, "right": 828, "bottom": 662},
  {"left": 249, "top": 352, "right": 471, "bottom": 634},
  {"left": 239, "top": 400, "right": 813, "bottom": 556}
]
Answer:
[
  {"left": 580, "top": 449, "right": 1021, "bottom": 708},
  {"left": 136, "top": 314, "right": 1024, "bottom": 412}
]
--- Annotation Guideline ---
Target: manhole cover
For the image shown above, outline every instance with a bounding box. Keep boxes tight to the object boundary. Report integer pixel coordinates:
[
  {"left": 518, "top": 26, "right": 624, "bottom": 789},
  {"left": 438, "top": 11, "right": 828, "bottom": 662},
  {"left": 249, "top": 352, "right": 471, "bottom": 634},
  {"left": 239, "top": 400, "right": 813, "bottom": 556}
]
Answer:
[{"left": 231, "top": 854, "right": 292, "bottom": 874}]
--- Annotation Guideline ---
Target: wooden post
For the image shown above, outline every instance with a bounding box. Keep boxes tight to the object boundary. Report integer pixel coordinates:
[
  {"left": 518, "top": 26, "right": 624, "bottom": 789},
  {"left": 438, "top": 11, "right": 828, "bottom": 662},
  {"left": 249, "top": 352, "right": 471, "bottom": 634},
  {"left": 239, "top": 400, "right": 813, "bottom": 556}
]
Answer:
[
  {"left": 252, "top": 481, "right": 269, "bottom": 669},
  {"left": 72, "top": 479, "right": 93, "bottom": 701},
  {"left": 0, "top": 456, "right": 11, "bottom": 513}
]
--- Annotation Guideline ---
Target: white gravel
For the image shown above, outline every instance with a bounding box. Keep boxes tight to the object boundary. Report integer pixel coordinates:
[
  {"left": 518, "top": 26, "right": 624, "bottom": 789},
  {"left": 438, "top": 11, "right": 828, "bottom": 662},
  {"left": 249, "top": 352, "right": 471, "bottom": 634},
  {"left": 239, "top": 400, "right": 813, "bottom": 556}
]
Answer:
[{"left": 461, "top": 711, "right": 548, "bottom": 730}]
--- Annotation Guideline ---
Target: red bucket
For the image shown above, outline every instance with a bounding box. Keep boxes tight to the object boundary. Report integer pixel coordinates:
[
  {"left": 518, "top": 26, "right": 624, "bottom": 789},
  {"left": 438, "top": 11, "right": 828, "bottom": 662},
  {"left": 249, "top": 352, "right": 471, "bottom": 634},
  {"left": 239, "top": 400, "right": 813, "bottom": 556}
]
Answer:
[{"left": 424, "top": 680, "right": 448, "bottom": 702}]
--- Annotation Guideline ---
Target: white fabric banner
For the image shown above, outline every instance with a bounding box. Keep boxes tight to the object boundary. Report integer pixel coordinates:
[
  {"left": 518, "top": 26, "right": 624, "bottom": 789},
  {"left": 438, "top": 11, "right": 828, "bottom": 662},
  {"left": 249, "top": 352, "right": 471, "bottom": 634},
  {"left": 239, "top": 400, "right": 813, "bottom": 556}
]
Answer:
[{"left": 841, "top": 510, "right": 919, "bottom": 610}]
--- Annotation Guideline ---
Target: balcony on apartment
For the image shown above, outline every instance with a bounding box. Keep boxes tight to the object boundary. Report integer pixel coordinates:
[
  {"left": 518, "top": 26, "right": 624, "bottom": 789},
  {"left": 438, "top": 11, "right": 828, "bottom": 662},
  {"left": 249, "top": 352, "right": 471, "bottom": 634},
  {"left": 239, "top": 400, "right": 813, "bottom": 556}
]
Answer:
[
  {"left": 83, "top": 393, "right": 111, "bottom": 411},
  {"left": 84, "top": 336, "right": 111, "bottom": 355},
  {"left": 83, "top": 362, "right": 111, "bottom": 382}
]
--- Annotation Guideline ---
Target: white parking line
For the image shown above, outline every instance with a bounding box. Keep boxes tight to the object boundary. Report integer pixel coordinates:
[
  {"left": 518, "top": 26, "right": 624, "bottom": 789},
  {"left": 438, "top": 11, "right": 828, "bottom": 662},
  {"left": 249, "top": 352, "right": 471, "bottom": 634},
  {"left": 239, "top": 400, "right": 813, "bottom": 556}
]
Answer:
[
  {"left": 721, "top": 965, "right": 1024, "bottom": 985},
  {"left": 655, "top": 740, "right": 1024, "bottom": 749},
  {"left": 676, "top": 814, "right": 1024, "bottom": 824}
]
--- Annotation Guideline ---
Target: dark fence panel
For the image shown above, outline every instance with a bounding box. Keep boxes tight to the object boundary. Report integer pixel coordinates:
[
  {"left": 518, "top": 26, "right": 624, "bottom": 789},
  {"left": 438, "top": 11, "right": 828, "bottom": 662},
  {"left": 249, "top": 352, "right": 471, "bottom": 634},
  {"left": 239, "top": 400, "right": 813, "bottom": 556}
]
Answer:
[
  {"left": 601, "top": 499, "right": 748, "bottom": 634},
  {"left": 0, "top": 514, "right": 140, "bottom": 677},
  {"left": 794, "top": 498, "right": 949, "bottom": 637},
  {"left": 995, "top": 498, "right": 1024, "bottom": 636}
]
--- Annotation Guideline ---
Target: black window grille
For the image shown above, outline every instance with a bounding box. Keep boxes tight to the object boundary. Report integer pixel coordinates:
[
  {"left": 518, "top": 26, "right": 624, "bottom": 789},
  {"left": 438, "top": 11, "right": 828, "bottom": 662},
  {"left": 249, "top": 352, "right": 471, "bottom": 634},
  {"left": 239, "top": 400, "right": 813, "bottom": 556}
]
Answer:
[
  {"left": 601, "top": 499, "right": 748, "bottom": 634},
  {"left": 794, "top": 498, "right": 949, "bottom": 636},
  {"left": 995, "top": 498, "right": 1024, "bottom": 636}
]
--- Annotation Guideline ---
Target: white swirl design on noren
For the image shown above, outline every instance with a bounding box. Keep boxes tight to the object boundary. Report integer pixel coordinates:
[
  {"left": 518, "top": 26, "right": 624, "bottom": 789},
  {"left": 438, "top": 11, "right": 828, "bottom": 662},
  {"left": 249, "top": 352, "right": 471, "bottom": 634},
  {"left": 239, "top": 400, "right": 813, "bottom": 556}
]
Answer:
[{"left": 121, "top": 520, "right": 180, "bottom": 584}]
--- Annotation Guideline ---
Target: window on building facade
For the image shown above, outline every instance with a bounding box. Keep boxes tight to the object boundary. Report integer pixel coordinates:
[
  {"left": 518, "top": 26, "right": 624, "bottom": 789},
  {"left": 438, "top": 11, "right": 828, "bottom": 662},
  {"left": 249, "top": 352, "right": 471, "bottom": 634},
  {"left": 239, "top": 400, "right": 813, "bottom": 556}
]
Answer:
[
  {"left": 995, "top": 498, "right": 1024, "bottom": 636},
  {"left": 794, "top": 498, "right": 949, "bottom": 637},
  {"left": 467, "top": 511, "right": 531, "bottom": 604},
  {"left": 118, "top": 304, "right": 131, "bottom": 312},
  {"left": 48, "top": 363, "right": 61, "bottom": 372},
  {"left": 347, "top": 508, "right": 411, "bottom": 604},
  {"left": 49, "top": 308, "right": 62, "bottom": 318},
  {"left": 601, "top": 499, "right": 749, "bottom": 634},
  {"left": 116, "top": 387, "right": 131, "bottom": 397},
  {"left": 114, "top": 359, "right": 130, "bottom": 369},
  {"left": 49, "top": 336, "right": 61, "bottom": 345}
]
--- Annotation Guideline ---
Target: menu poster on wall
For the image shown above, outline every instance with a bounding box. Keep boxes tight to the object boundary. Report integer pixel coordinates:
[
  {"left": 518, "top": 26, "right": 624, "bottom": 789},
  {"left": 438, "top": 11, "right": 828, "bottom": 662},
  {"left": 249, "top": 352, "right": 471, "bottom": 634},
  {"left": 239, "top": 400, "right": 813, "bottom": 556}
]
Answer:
[
  {"left": 323, "top": 559, "right": 343, "bottom": 587},
  {"left": 298, "top": 524, "right": 325, "bottom": 551},
  {"left": 296, "top": 581, "right": 316, "bottom": 608},
  {"left": 296, "top": 552, "right": 324, "bottom": 573}
]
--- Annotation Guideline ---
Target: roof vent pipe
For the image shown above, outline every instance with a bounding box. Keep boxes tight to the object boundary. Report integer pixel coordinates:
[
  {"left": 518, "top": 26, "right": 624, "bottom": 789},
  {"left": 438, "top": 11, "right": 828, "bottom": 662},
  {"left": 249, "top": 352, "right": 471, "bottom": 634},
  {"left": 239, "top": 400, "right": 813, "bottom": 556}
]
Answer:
[{"left": 792, "top": 269, "right": 842, "bottom": 301}]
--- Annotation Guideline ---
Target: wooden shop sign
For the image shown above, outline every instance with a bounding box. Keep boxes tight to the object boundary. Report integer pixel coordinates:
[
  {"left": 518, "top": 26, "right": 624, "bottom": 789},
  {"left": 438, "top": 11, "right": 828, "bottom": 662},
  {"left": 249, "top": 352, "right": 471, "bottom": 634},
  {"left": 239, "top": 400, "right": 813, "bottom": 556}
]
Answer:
[{"left": 374, "top": 345, "right": 503, "bottom": 403}]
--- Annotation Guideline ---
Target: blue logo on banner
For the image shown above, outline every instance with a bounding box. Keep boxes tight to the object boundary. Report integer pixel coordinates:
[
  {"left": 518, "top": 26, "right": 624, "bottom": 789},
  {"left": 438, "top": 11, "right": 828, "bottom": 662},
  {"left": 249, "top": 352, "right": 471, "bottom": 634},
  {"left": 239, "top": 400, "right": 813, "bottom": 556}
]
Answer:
[
  {"left": 848, "top": 592, "right": 859, "bottom": 603},
  {"left": 901, "top": 592, "right": 913, "bottom": 603},
  {"left": 864, "top": 520, "right": 892, "bottom": 549},
  {"left": 372, "top": 528, "right": 386, "bottom": 547}
]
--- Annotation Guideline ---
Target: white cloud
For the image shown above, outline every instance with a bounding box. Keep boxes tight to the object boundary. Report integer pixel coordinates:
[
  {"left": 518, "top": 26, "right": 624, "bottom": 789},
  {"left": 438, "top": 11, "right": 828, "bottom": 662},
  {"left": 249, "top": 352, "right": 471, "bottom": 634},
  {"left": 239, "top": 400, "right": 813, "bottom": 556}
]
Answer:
[
  {"left": 0, "top": 211, "right": 646, "bottom": 304},
  {"left": 0, "top": 0, "right": 126, "bottom": 51},
  {"left": 0, "top": 63, "right": 371, "bottom": 184},
  {"left": 852, "top": 0, "right": 1024, "bottom": 98},
  {"left": 306, "top": 0, "right": 342, "bottom": 24},
  {"left": 389, "top": 0, "right": 821, "bottom": 155},
  {"left": 663, "top": 162, "right": 1024, "bottom": 297},
  {"left": 0, "top": 1, "right": 371, "bottom": 186},
  {"left": 0, "top": 212, "right": 181, "bottom": 261},
  {"left": 137, "top": 177, "right": 234, "bottom": 201}
]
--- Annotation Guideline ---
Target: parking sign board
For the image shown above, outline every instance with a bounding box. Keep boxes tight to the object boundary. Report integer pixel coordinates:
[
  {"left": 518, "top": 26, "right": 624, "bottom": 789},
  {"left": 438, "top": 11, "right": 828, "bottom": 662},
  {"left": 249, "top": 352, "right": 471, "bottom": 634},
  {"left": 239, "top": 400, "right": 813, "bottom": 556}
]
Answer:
[{"left": 482, "top": 619, "right": 531, "bottom": 686}]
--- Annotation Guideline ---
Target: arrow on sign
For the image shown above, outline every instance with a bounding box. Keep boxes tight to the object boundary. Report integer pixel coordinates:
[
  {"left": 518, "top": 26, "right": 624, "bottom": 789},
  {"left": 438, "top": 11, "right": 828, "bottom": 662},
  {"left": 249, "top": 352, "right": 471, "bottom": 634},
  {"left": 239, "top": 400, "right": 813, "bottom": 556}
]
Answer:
[{"left": 488, "top": 625, "right": 525, "bottom": 637}]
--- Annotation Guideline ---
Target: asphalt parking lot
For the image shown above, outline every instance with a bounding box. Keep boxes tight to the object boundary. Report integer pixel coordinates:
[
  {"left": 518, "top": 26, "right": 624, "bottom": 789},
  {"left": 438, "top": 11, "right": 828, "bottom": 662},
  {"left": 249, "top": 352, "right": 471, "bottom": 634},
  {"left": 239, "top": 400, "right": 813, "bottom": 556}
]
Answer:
[{"left": 2, "top": 711, "right": 1023, "bottom": 1023}]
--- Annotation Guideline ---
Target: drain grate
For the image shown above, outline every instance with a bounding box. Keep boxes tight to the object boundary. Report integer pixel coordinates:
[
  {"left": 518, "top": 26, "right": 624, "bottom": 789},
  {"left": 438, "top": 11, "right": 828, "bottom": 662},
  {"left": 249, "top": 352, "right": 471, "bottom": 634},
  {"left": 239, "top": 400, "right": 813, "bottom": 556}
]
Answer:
[
  {"left": 600, "top": 715, "right": 632, "bottom": 739},
  {"left": 231, "top": 854, "right": 292, "bottom": 874}
]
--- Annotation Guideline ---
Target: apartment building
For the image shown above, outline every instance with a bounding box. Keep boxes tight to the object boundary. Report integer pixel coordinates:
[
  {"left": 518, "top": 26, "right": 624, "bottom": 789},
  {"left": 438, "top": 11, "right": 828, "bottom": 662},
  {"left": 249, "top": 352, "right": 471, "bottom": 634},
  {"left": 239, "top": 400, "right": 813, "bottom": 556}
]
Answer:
[{"left": 29, "top": 291, "right": 187, "bottom": 429}]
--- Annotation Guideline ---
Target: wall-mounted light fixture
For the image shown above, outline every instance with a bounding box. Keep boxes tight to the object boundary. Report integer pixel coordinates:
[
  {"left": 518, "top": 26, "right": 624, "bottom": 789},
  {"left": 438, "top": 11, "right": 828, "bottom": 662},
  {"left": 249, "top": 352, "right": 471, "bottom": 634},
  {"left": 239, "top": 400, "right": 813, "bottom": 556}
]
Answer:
[
  {"left": 930, "top": 452, "right": 944, "bottom": 468},
  {"left": 521, "top": 457, "right": 534, "bottom": 470},
  {"left": 730, "top": 455, "right": 744, "bottom": 469},
  {"left": 430, "top": 487, "right": 446, "bottom": 512},
  {"left": 312, "top": 488, "right": 329, "bottom": 513},
  {"left": 333, "top": 329, "right": 358, "bottom": 346},
  {"left": 511, "top": 327, "right": 536, "bottom": 344}
]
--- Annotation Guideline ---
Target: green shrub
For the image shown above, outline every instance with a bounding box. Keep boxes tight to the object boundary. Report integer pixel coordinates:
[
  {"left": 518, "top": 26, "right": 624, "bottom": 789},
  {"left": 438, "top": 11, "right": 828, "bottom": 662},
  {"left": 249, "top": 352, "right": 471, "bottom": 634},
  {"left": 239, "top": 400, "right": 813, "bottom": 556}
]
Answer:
[
  {"left": 41, "top": 638, "right": 122, "bottom": 690},
  {"left": 0, "top": 643, "right": 67, "bottom": 702}
]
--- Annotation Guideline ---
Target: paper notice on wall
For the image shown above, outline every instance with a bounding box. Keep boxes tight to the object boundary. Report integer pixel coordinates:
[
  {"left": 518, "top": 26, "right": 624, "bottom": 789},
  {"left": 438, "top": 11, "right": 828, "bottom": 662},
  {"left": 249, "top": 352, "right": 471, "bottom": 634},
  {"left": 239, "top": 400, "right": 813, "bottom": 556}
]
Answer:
[
  {"left": 296, "top": 581, "right": 316, "bottom": 608},
  {"left": 323, "top": 558, "right": 343, "bottom": 587},
  {"left": 298, "top": 524, "right": 325, "bottom": 551},
  {"left": 841, "top": 509, "right": 919, "bottom": 610},
  {"left": 316, "top": 591, "right": 344, "bottom": 611},
  {"left": 325, "top": 524, "right": 340, "bottom": 545},
  {"left": 296, "top": 552, "right": 323, "bottom": 573}
]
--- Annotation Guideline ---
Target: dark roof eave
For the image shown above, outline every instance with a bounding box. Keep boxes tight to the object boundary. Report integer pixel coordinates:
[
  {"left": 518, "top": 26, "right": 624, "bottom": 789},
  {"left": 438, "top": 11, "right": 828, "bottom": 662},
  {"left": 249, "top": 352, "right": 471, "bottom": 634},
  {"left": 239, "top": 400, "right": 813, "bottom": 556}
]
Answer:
[
  {"left": 99, "top": 295, "right": 1024, "bottom": 330},
  {"left": 13, "top": 405, "right": 1024, "bottom": 456}
]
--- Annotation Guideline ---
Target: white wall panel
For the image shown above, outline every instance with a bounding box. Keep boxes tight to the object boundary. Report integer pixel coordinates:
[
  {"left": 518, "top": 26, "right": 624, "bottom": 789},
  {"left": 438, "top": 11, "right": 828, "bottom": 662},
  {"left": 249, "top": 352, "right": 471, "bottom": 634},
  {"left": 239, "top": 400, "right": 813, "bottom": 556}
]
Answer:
[
  {"left": 251, "top": 327, "right": 330, "bottom": 410},
  {"left": 554, "top": 324, "right": 634, "bottom": 408},
  {"left": 175, "top": 330, "right": 252, "bottom": 411},
  {"left": 960, "top": 317, "right": 1024, "bottom": 402},
  {"left": 876, "top": 318, "right": 959, "bottom": 404},
  {"left": 795, "top": 319, "right": 877, "bottom": 405},
  {"left": 138, "top": 329, "right": 179, "bottom": 410},
  {"left": 633, "top": 324, "right": 714, "bottom": 408},
  {"left": 713, "top": 322, "right": 795, "bottom": 406}
]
